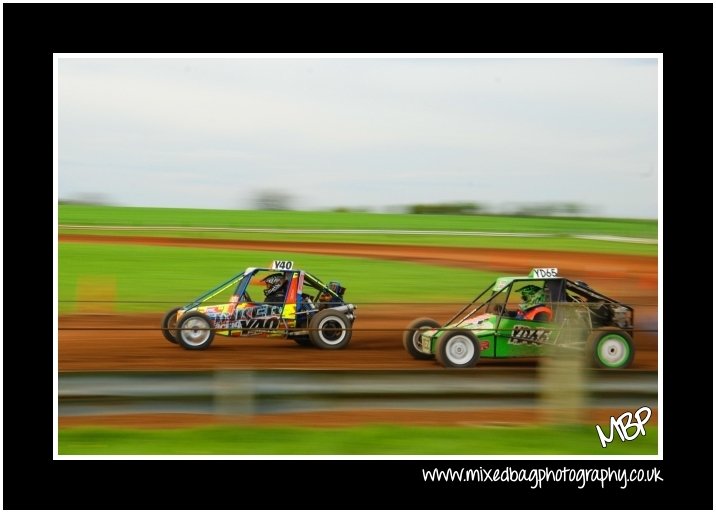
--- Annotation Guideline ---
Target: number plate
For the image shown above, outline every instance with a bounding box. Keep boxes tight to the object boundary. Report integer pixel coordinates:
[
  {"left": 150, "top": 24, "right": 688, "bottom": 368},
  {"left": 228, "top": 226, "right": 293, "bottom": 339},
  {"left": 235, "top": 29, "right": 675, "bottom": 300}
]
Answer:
[
  {"left": 271, "top": 260, "right": 294, "bottom": 270},
  {"left": 529, "top": 267, "right": 558, "bottom": 278}
]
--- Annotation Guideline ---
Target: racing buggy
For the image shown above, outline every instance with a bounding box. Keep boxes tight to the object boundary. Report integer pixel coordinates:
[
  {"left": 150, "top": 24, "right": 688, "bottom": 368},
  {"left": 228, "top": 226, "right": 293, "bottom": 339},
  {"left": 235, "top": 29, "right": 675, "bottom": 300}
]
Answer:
[
  {"left": 403, "top": 268, "right": 635, "bottom": 369},
  {"left": 162, "top": 260, "right": 356, "bottom": 350}
]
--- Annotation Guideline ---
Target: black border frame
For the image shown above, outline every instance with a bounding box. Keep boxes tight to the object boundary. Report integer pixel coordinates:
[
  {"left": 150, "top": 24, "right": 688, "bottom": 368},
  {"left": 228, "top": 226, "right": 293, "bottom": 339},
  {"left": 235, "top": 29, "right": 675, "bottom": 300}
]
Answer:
[{"left": 3, "top": 2, "right": 712, "bottom": 510}]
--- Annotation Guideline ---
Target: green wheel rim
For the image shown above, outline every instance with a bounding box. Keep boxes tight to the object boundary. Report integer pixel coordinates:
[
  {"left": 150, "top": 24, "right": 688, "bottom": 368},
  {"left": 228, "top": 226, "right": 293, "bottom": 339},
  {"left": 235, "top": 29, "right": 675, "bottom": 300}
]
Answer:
[{"left": 596, "top": 334, "right": 631, "bottom": 368}]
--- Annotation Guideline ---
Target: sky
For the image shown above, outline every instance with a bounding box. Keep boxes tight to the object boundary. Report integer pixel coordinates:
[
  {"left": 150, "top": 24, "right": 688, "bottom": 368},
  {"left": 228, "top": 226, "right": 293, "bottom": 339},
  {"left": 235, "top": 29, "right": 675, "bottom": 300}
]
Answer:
[{"left": 57, "top": 55, "right": 659, "bottom": 218}]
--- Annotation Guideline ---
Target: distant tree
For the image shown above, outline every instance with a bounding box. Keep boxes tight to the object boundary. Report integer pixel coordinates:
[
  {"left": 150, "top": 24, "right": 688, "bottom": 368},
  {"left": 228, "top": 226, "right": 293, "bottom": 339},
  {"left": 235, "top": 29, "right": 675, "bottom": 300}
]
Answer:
[
  {"left": 560, "top": 203, "right": 586, "bottom": 216},
  {"left": 252, "top": 190, "right": 294, "bottom": 211},
  {"left": 409, "top": 202, "right": 484, "bottom": 215},
  {"left": 511, "top": 202, "right": 587, "bottom": 217},
  {"left": 330, "top": 207, "right": 370, "bottom": 213},
  {"left": 59, "top": 193, "right": 113, "bottom": 206},
  {"left": 513, "top": 204, "right": 550, "bottom": 216}
]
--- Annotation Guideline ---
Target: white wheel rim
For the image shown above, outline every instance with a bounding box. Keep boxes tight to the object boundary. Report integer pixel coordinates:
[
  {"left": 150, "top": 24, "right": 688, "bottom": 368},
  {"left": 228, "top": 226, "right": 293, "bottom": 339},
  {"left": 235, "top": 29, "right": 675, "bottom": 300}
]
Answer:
[
  {"left": 598, "top": 336, "right": 628, "bottom": 366},
  {"left": 182, "top": 317, "right": 211, "bottom": 346},
  {"left": 318, "top": 316, "right": 346, "bottom": 346},
  {"left": 445, "top": 335, "right": 475, "bottom": 365}
]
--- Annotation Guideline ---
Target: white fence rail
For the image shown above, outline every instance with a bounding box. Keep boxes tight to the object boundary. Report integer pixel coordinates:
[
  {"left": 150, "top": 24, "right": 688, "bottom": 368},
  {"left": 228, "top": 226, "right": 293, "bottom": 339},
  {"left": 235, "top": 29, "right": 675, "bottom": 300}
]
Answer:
[{"left": 58, "top": 369, "right": 657, "bottom": 417}]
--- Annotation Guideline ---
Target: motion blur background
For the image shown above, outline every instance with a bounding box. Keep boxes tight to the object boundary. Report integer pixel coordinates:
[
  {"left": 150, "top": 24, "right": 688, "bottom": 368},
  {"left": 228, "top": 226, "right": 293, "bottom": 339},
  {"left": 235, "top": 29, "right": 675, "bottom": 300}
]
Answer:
[{"left": 56, "top": 55, "right": 659, "bottom": 456}]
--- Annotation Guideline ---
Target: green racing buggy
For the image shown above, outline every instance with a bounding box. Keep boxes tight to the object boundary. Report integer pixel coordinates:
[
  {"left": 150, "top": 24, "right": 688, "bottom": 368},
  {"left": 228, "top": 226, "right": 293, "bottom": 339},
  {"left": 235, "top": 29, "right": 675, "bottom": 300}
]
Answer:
[{"left": 403, "top": 268, "right": 635, "bottom": 369}]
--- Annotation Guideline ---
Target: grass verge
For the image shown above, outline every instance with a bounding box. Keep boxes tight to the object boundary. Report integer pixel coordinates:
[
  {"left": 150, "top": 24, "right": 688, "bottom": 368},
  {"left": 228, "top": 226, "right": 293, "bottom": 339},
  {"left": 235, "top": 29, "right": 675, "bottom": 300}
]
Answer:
[{"left": 58, "top": 424, "right": 658, "bottom": 455}]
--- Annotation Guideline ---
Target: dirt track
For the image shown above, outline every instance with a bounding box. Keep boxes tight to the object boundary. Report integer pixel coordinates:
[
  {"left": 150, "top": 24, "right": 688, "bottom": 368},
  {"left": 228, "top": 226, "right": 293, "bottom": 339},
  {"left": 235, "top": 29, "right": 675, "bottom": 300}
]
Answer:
[
  {"left": 58, "top": 235, "right": 658, "bottom": 426},
  {"left": 58, "top": 304, "right": 657, "bottom": 372}
]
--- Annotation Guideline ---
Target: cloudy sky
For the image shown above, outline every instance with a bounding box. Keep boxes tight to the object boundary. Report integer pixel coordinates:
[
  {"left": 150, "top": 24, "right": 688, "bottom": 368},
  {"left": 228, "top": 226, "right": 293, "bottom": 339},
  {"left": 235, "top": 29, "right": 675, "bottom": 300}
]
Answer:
[{"left": 57, "top": 55, "right": 659, "bottom": 218}]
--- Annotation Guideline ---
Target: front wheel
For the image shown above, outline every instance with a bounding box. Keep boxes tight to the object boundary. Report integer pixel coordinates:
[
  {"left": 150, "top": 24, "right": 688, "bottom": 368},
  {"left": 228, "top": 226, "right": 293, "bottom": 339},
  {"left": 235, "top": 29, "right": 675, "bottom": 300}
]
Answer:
[
  {"left": 589, "top": 328, "right": 634, "bottom": 369},
  {"left": 177, "top": 311, "right": 215, "bottom": 350},
  {"left": 403, "top": 318, "right": 440, "bottom": 360},
  {"left": 161, "top": 307, "right": 182, "bottom": 344},
  {"left": 435, "top": 330, "right": 480, "bottom": 368},
  {"left": 308, "top": 309, "right": 352, "bottom": 349}
]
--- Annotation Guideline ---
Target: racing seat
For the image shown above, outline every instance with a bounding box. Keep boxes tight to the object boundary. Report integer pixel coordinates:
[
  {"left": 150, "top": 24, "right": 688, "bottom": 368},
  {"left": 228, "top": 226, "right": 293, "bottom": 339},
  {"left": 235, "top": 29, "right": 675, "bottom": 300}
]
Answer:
[{"left": 523, "top": 306, "right": 553, "bottom": 322}]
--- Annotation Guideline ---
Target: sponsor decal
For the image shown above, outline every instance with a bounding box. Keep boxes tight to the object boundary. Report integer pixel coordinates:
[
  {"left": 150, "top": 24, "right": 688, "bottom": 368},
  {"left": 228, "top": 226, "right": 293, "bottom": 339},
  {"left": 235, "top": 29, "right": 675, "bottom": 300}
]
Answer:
[
  {"left": 508, "top": 324, "right": 552, "bottom": 346},
  {"left": 234, "top": 304, "right": 282, "bottom": 320},
  {"left": 466, "top": 321, "right": 494, "bottom": 330},
  {"left": 494, "top": 278, "right": 512, "bottom": 291},
  {"left": 479, "top": 340, "right": 490, "bottom": 350},
  {"left": 211, "top": 317, "right": 281, "bottom": 333},
  {"left": 208, "top": 304, "right": 283, "bottom": 332},
  {"left": 421, "top": 333, "right": 432, "bottom": 352},
  {"left": 462, "top": 314, "right": 492, "bottom": 329}
]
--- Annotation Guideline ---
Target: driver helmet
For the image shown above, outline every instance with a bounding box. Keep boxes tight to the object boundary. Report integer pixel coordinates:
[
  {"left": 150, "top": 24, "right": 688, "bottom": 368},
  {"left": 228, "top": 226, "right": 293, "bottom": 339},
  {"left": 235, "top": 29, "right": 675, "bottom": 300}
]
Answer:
[
  {"left": 327, "top": 281, "right": 346, "bottom": 297},
  {"left": 262, "top": 273, "right": 287, "bottom": 297},
  {"left": 518, "top": 284, "right": 545, "bottom": 310}
]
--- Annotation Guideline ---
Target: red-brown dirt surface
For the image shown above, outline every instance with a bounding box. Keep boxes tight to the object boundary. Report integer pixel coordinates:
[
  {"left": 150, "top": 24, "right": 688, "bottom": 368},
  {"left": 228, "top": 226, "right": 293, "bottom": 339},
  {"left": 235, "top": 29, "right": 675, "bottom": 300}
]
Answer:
[
  {"left": 58, "top": 304, "right": 657, "bottom": 372},
  {"left": 59, "top": 235, "right": 658, "bottom": 426}
]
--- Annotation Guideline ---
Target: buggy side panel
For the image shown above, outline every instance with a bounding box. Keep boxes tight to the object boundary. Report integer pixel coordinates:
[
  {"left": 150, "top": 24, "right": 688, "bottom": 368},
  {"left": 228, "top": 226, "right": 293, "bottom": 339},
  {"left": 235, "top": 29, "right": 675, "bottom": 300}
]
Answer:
[{"left": 495, "top": 317, "right": 551, "bottom": 357}]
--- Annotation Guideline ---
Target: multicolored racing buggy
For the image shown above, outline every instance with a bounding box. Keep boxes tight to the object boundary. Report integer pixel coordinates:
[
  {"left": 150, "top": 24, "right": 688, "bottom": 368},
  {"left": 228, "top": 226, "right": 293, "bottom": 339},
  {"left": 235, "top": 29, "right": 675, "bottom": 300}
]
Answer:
[
  {"left": 404, "top": 268, "right": 635, "bottom": 369},
  {"left": 162, "top": 260, "right": 356, "bottom": 350}
]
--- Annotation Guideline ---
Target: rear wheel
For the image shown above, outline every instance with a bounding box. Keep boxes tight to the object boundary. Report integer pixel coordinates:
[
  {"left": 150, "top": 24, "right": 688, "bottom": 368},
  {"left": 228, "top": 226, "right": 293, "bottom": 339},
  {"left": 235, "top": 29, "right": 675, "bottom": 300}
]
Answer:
[
  {"left": 589, "top": 328, "right": 634, "bottom": 368},
  {"left": 177, "top": 311, "right": 215, "bottom": 350},
  {"left": 309, "top": 309, "right": 352, "bottom": 349},
  {"left": 403, "top": 318, "right": 440, "bottom": 360},
  {"left": 161, "top": 307, "right": 182, "bottom": 344},
  {"left": 436, "top": 330, "right": 480, "bottom": 368}
]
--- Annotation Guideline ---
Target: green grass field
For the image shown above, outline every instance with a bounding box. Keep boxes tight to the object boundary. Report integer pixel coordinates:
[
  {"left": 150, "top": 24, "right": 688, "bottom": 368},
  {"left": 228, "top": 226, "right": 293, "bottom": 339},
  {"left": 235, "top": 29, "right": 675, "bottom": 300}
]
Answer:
[
  {"left": 59, "top": 204, "right": 657, "bottom": 235},
  {"left": 59, "top": 205, "right": 658, "bottom": 256},
  {"left": 58, "top": 424, "right": 658, "bottom": 455},
  {"left": 59, "top": 243, "right": 498, "bottom": 313},
  {"left": 58, "top": 205, "right": 659, "bottom": 313}
]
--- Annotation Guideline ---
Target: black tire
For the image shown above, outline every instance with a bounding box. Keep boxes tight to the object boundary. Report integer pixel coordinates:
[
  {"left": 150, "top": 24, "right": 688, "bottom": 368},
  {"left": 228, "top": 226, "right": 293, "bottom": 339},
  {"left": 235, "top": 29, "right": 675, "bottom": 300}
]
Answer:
[
  {"left": 177, "top": 311, "right": 215, "bottom": 350},
  {"left": 589, "top": 328, "right": 634, "bottom": 369},
  {"left": 161, "top": 307, "right": 182, "bottom": 344},
  {"left": 435, "top": 330, "right": 480, "bottom": 368},
  {"left": 290, "top": 335, "right": 313, "bottom": 347},
  {"left": 403, "top": 318, "right": 440, "bottom": 360},
  {"left": 308, "top": 309, "right": 352, "bottom": 349}
]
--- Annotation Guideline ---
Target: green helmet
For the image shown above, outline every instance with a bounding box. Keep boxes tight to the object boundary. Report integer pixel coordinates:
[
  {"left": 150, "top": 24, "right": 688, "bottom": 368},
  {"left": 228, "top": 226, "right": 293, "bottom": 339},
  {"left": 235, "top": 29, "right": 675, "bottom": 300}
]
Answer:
[{"left": 518, "top": 284, "right": 545, "bottom": 310}]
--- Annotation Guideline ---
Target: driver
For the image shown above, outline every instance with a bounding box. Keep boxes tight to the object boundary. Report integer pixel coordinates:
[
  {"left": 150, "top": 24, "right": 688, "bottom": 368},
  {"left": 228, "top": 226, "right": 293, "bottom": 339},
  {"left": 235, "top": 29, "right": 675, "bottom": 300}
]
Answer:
[
  {"left": 262, "top": 273, "right": 288, "bottom": 305},
  {"left": 515, "top": 284, "right": 553, "bottom": 322},
  {"left": 317, "top": 289, "right": 338, "bottom": 310},
  {"left": 317, "top": 281, "right": 345, "bottom": 310}
]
